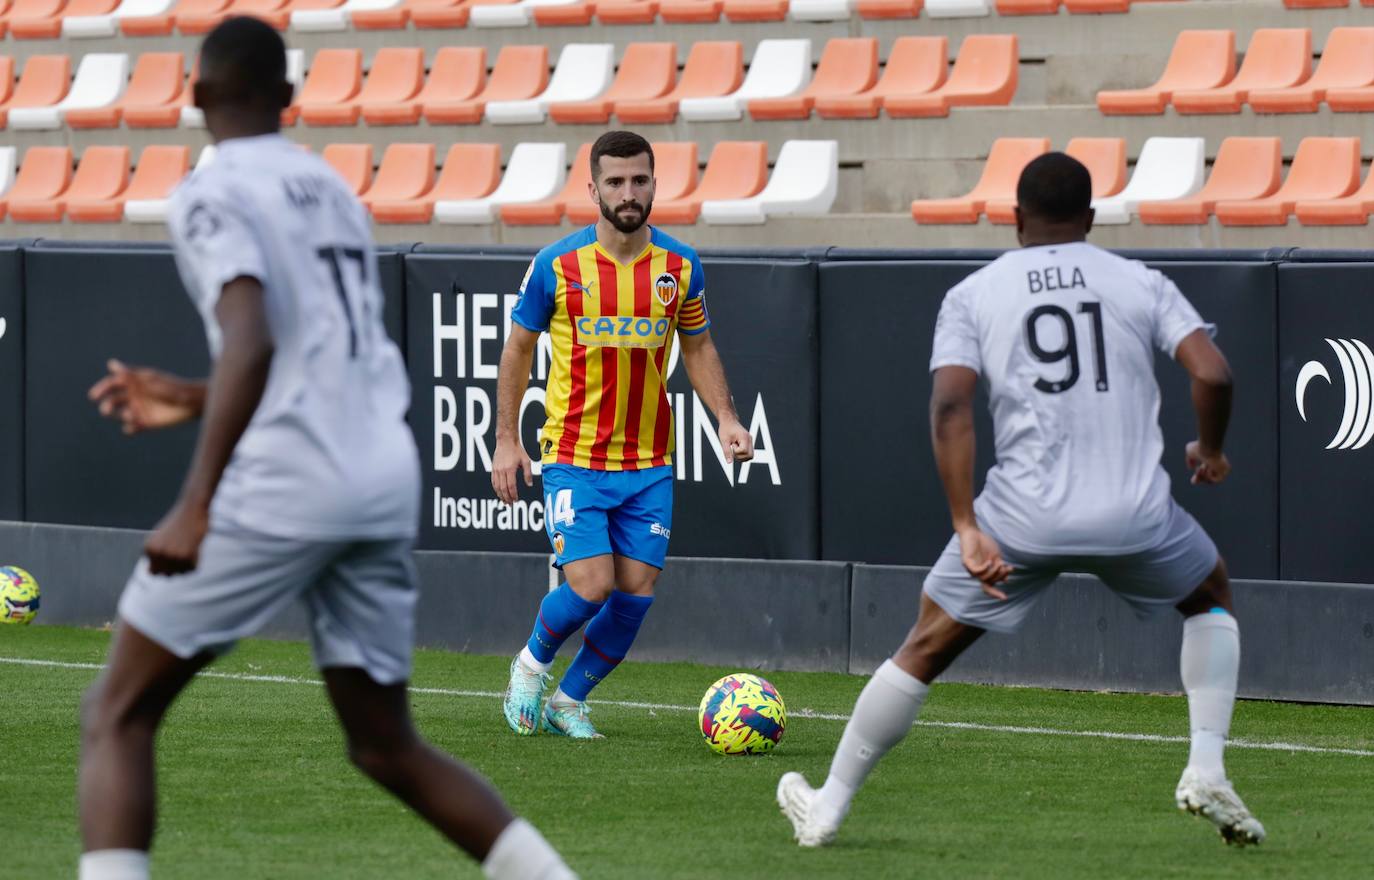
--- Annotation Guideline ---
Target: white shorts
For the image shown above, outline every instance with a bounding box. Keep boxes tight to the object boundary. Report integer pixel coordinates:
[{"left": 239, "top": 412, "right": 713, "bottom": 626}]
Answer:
[
  {"left": 118, "top": 527, "right": 418, "bottom": 685},
  {"left": 922, "top": 501, "right": 1219, "bottom": 635}
]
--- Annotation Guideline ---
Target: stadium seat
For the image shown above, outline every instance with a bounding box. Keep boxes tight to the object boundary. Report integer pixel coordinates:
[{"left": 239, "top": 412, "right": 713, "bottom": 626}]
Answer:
[
  {"left": 659, "top": 0, "right": 722, "bottom": 22},
  {"left": 321, "top": 144, "right": 374, "bottom": 197},
  {"left": 550, "top": 42, "right": 675, "bottom": 125},
  {"left": 924, "top": 0, "right": 988, "bottom": 17},
  {"left": 424, "top": 45, "right": 547, "bottom": 126},
  {"left": 10, "top": 0, "right": 115, "bottom": 39},
  {"left": 789, "top": 0, "right": 850, "bottom": 19},
  {"left": 701, "top": 140, "right": 837, "bottom": 224},
  {"left": 0, "top": 57, "right": 14, "bottom": 119},
  {"left": 1172, "top": 29, "right": 1311, "bottom": 115},
  {"left": 0, "top": 147, "right": 14, "bottom": 218},
  {"left": 372, "top": 143, "right": 500, "bottom": 224},
  {"left": 1092, "top": 137, "right": 1206, "bottom": 225},
  {"left": 723, "top": 0, "right": 787, "bottom": 22},
  {"left": 1295, "top": 162, "right": 1374, "bottom": 226},
  {"left": 500, "top": 142, "right": 593, "bottom": 226},
  {"left": 749, "top": 37, "right": 878, "bottom": 121},
  {"left": 984, "top": 137, "right": 1125, "bottom": 224},
  {"left": 1283, "top": 0, "right": 1345, "bottom": 8},
  {"left": 292, "top": 0, "right": 400, "bottom": 30},
  {"left": 127, "top": 144, "right": 212, "bottom": 223},
  {"left": 178, "top": 0, "right": 292, "bottom": 33},
  {"left": 595, "top": 0, "right": 657, "bottom": 23},
  {"left": 22, "top": 145, "right": 129, "bottom": 222},
  {"left": 996, "top": 0, "right": 1057, "bottom": 14},
  {"left": 1215, "top": 136, "right": 1360, "bottom": 226},
  {"left": 1139, "top": 137, "right": 1282, "bottom": 225},
  {"left": 351, "top": 0, "right": 453, "bottom": 27},
  {"left": 487, "top": 43, "right": 614, "bottom": 125},
  {"left": 369, "top": 46, "right": 483, "bottom": 127},
  {"left": 350, "top": 48, "right": 425, "bottom": 127},
  {"left": 469, "top": 0, "right": 578, "bottom": 25},
  {"left": 911, "top": 137, "right": 1048, "bottom": 224},
  {"left": 436, "top": 141, "right": 566, "bottom": 224},
  {"left": 1063, "top": 0, "right": 1128, "bottom": 12},
  {"left": 815, "top": 36, "right": 946, "bottom": 119},
  {"left": 3, "top": 146, "right": 72, "bottom": 223},
  {"left": 412, "top": 0, "right": 488, "bottom": 27},
  {"left": 68, "top": 144, "right": 186, "bottom": 222},
  {"left": 654, "top": 141, "right": 766, "bottom": 225},
  {"left": 1328, "top": 81, "right": 1374, "bottom": 112},
  {"left": 67, "top": 52, "right": 183, "bottom": 129},
  {"left": 64, "top": 0, "right": 176, "bottom": 36},
  {"left": 9, "top": 53, "right": 128, "bottom": 132},
  {"left": 856, "top": 0, "right": 920, "bottom": 17},
  {"left": 361, "top": 143, "right": 434, "bottom": 216},
  {"left": 120, "top": 0, "right": 223, "bottom": 35},
  {"left": 0, "top": 55, "right": 71, "bottom": 130},
  {"left": 627, "top": 141, "right": 699, "bottom": 225},
  {"left": 616, "top": 41, "right": 742, "bottom": 124},
  {"left": 530, "top": 0, "right": 592, "bottom": 23},
  {"left": 1250, "top": 28, "right": 1374, "bottom": 113},
  {"left": 298, "top": 49, "right": 363, "bottom": 127},
  {"left": 884, "top": 34, "right": 1017, "bottom": 118},
  {"left": 1097, "top": 30, "right": 1235, "bottom": 116},
  {"left": 680, "top": 38, "right": 810, "bottom": 122}
]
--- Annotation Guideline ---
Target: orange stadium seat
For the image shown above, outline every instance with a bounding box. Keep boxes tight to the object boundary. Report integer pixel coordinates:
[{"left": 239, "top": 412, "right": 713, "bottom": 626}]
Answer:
[
  {"left": 362, "top": 142, "right": 435, "bottom": 215},
  {"left": 1138, "top": 137, "right": 1281, "bottom": 225},
  {"left": 371, "top": 143, "right": 500, "bottom": 224},
  {"left": 0, "top": 57, "right": 14, "bottom": 113},
  {"left": 1097, "top": 31, "right": 1235, "bottom": 115},
  {"left": 177, "top": 0, "right": 259, "bottom": 31},
  {"left": 322, "top": 144, "right": 373, "bottom": 196},
  {"left": 561, "top": 141, "right": 699, "bottom": 226},
  {"left": 0, "top": 55, "right": 71, "bottom": 129},
  {"left": 653, "top": 140, "right": 765, "bottom": 225},
  {"left": 67, "top": 52, "right": 183, "bottom": 130},
  {"left": 815, "top": 36, "right": 946, "bottom": 119},
  {"left": 1063, "top": 0, "right": 1128, "bottom": 12},
  {"left": 985, "top": 137, "right": 1125, "bottom": 224},
  {"left": 3, "top": 146, "right": 72, "bottom": 222},
  {"left": 996, "top": 0, "right": 1058, "bottom": 14},
  {"left": 659, "top": 0, "right": 720, "bottom": 23},
  {"left": 352, "top": 0, "right": 452, "bottom": 28},
  {"left": 617, "top": 41, "right": 742, "bottom": 124},
  {"left": 367, "top": 46, "right": 483, "bottom": 126},
  {"left": 1328, "top": 81, "right": 1374, "bottom": 112},
  {"left": 857, "top": 0, "right": 920, "bottom": 15},
  {"left": 1295, "top": 162, "right": 1374, "bottom": 226},
  {"left": 0, "top": 0, "right": 8, "bottom": 38},
  {"left": 884, "top": 34, "right": 1017, "bottom": 118},
  {"left": 6, "top": 0, "right": 72, "bottom": 40},
  {"left": 1172, "top": 29, "right": 1311, "bottom": 115},
  {"left": 412, "top": 0, "right": 485, "bottom": 28},
  {"left": 749, "top": 37, "right": 878, "bottom": 121},
  {"left": 1283, "top": 0, "right": 1345, "bottom": 8},
  {"left": 723, "top": 0, "right": 786, "bottom": 21},
  {"left": 298, "top": 49, "right": 363, "bottom": 127},
  {"left": 68, "top": 144, "right": 188, "bottom": 222},
  {"left": 352, "top": 48, "right": 424, "bottom": 126},
  {"left": 532, "top": 0, "right": 593, "bottom": 23},
  {"left": 424, "top": 44, "right": 547, "bottom": 126},
  {"left": 1215, "top": 137, "right": 1359, "bottom": 226},
  {"left": 596, "top": 0, "right": 656, "bottom": 22},
  {"left": 501, "top": 142, "right": 593, "bottom": 226},
  {"left": 1249, "top": 28, "right": 1374, "bottom": 114},
  {"left": 911, "top": 137, "right": 1048, "bottom": 224},
  {"left": 27, "top": 145, "right": 129, "bottom": 222},
  {"left": 550, "top": 42, "right": 675, "bottom": 125},
  {"left": 120, "top": 0, "right": 223, "bottom": 35},
  {"left": 13, "top": 0, "right": 118, "bottom": 38}
]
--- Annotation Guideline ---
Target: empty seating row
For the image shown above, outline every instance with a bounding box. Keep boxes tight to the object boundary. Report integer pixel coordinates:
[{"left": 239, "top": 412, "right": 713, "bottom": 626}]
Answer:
[
  {"left": 0, "top": 138, "right": 839, "bottom": 225},
  {"left": 0, "top": 36, "right": 1018, "bottom": 131},
  {"left": 1284, "top": 0, "right": 1374, "bottom": 9},
  {"left": 913, "top": 135, "right": 1374, "bottom": 227},
  {"left": 1099, "top": 28, "right": 1374, "bottom": 116}
]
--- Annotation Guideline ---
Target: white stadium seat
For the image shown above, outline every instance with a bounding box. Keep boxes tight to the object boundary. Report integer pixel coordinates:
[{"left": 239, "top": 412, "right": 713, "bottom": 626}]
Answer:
[
  {"left": 126, "top": 145, "right": 216, "bottom": 224},
  {"left": 925, "top": 0, "right": 990, "bottom": 17},
  {"left": 0, "top": 147, "right": 16, "bottom": 200},
  {"left": 680, "top": 39, "right": 811, "bottom": 122},
  {"left": 469, "top": 0, "right": 582, "bottom": 27},
  {"left": 435, "top": 142, "right": 567, "bottom": 225},
  {"left": 487, "top": 44, "right": 615, "bottom": 125},
  {"left": 292, "top": 0, "right": 402, "bottom": 32},
  {"left": 8, "top": 54, "right": 129, "bottom": 131},
  {"left": 788, "top": 0, "right": 852, "bottom": 21},
  {"left": 1092, "top": 137, "right": 1206, "bottom": 225},
  {"left": 701, "top": 140, "right": 839, "bottom": 225},
  {"left": 62, "top": 0, "right": 176, "bottom": 38}
]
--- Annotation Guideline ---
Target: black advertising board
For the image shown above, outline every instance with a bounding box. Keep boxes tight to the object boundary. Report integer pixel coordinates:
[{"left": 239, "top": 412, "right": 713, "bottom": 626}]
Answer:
[{"left": 0, "top": 246, "right": 23, "bottom": 520}]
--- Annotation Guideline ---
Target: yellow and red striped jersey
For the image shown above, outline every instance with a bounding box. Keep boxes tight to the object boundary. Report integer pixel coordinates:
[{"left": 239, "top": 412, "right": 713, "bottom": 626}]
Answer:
[{"left": 511, "top": 226, "right": 711, "bottom": 471}]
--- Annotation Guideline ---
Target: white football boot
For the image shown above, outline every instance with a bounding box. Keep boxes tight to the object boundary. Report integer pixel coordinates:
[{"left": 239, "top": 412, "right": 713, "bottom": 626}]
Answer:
[
  {"left": 1175, "top": 767, "right": 1266, "bottom": 846},
  {"left": 777, "top": 772, "right": 839, "bottom": 848}
]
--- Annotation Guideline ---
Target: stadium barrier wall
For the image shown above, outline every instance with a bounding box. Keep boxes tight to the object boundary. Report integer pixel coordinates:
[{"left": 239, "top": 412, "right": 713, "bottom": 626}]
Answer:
[
  {"left": 0, "top": 244, "right": 24, "bottom": 522},
  {"left": 6, "top": 522, "right": 1371, "bottom": 704}
]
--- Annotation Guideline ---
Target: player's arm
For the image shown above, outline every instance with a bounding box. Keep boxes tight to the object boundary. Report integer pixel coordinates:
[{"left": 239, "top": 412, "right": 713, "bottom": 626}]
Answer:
[
  {"left": 493, "top": 324, "right": 540, "bottom": 504},
  {"left": 144, "top": 276, "right": 274, "bottom": 575},
  {"left": 88, "top": 361, "right": 207, "bottom": 434},
  {"left": 930, "top": 366, "right": 1011, "bottom": 596},
  {"left": 1175, "top": 329, "right": 1233, "bottom": 485},
  {"left": 678, "top": 328, "right": 753, "bottom": 463}
]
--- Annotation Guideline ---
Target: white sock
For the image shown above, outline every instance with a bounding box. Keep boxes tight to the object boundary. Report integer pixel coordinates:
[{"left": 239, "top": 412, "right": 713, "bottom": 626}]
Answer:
[
  {"left": 1180, "top": 611, "right": 1239, "bottom": 783},
  {"left": 549, "top": 687, "right": 577, "bottom": 708},
  {"left": 482, "top": 818, "right": 578, "bottom": 880},
  {"left": 79, "top": 850, "right": 149, "bottom": 880},
  {"left": 814, "top": 659, "right": 929, "bottom": 827},
  {"left": 519, "top": 646, "right": 552, "bottom": 674}
]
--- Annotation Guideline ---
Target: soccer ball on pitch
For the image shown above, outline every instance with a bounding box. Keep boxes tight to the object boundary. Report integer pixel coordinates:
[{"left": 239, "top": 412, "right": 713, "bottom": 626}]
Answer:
[
  {"left": 698, "top": 673, "right": 786, "bottom": 756},
  {"left": 0, "top": 566, "right": 40, "bottom": 625}
]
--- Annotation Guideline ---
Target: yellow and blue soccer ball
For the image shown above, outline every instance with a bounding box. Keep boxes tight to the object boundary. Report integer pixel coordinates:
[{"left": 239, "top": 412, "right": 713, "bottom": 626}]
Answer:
[
  {"left": 0, "top": 566, "right": 40, "bottom": 625},
  {"left": 699, "top": 673, "right": 786, "bottom": 756}
]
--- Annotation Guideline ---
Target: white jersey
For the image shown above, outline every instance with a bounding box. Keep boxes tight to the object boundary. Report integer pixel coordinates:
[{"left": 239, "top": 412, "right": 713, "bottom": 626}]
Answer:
[
  {"left": 168, "top": 134, "right": 419, "bottom": 541},
  {"left": 930, "top": 241, "right": 1210, "bottom": 554}
]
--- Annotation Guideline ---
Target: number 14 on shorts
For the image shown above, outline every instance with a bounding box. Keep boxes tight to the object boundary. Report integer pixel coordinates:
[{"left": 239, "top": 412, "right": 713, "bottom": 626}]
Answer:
[{"left": 547, "top": 489, "right": 575, "bottom": 527}]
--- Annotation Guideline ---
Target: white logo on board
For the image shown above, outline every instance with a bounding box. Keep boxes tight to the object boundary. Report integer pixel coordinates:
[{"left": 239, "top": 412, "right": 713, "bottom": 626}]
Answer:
[
  {"left": 0, "top": 317, "right": 6, "bottom": 340},
  {"left": 1296, "top": 338, "right": 1374, "bottom": 451}
]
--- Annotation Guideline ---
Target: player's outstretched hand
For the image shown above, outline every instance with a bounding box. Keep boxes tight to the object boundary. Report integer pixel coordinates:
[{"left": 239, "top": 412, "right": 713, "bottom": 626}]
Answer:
[
  {"left": 1185, "top": 441, "right": 1230, "bottom": 486},
  {"left": 88, "top": 359, "right": 200, "bottom": 435},
  {"left": 145, "top": 501, "right": 209, "bottom": 576},
  {"left": 957, "top": 526, "right": 1013, "bottom": 600},
  {"left": 719, "top": 418, "right": 754, "bottom": 464},
  {"left": 492, "top": 439, "right": 534, "bottom": 505}
]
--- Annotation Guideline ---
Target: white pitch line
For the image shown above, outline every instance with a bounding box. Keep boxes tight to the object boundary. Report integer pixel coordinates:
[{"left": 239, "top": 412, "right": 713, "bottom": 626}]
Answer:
[{"left": 5, "top": 655, "right": 1372, "bottom": 758}]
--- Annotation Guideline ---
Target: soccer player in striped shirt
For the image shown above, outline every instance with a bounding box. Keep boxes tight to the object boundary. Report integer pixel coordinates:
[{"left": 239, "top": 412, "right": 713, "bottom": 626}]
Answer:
[{"left": 493, "top": 131, "right": 754, "bottom": 739}]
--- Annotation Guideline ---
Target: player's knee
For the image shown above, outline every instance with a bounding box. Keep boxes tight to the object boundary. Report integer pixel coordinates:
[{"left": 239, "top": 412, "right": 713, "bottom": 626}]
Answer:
[{"left": 80, "top": 680, "right": 152, "bottom": 743}]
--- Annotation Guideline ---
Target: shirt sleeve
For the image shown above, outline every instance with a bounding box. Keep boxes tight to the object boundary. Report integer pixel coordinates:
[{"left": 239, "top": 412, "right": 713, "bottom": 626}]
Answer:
[
  {"left": 929, "top": 282, "right": 982, "bottom": 374},
  {"left": 1152, "top": 272, "right": 1215, "bottom": 359},
  {"left": 676, "top": 253, "right": 710, "bottom": 336},
  {"left": 169, "top": 191, "right": 268, "bottom": 303},
  {"left": 510, "top": 253, "right": 556, "bottom": 333}
]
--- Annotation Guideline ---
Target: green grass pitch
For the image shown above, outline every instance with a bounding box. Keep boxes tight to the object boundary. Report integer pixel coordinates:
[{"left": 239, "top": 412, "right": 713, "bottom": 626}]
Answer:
[{"left": 3, "top": 625, "right": 1372, "bottom": 878}]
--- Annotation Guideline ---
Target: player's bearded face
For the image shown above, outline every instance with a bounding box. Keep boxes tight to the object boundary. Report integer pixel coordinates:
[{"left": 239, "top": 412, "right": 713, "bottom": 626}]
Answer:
[
  {"left": 600, "top": 193, "right": 653, "bottom": 233},
  {"left": 593, "top": 153, "right": 656, "bottom": 234}
]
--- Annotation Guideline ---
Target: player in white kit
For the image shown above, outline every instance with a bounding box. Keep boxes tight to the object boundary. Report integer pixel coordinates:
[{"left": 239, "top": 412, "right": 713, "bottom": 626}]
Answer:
[
  {"left": 778, "top": 153, "right": 1265, "bottom": 848},
  {"left": 77, "top": 18, "right": 575, "bottom": 880}
]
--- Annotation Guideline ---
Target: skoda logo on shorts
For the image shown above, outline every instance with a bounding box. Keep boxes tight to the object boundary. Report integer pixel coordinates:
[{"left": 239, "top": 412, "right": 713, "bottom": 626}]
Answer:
[
  {"left": 1296, "top": 337, "right": 1374, "bottom": 451},
  {"left": 654, "top": 273, "right": 678, "bottom": 307}
]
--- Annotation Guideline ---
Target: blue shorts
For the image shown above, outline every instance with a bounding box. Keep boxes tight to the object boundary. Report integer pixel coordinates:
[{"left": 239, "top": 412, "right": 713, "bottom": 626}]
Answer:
[{"left": 541, "top": 464, "right": 674, "bottom": 569}]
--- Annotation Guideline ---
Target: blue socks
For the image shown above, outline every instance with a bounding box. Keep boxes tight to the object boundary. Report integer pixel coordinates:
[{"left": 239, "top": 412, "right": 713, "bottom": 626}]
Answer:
[
  {"left": 559, "top": 591, "right": 655, "bottom": 702},
  {"left": 526, "top": 583, "right": 603, "bottom": 666}
]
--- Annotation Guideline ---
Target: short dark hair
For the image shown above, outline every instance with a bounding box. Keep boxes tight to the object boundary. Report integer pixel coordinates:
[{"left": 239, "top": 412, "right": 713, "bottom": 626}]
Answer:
[
  {"left": 1016, "top": 152, "right": 1093, "bottom": 223},
  {"left": 198, "top": 16, "right": 288, "bottom": 101},
  {"left": 590, "top": 131, "right": 654, "bottom": 181}
]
